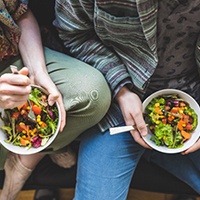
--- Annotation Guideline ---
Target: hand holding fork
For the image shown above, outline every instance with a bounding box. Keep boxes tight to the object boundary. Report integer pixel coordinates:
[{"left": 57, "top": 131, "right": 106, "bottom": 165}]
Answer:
[{"left": 10, "top": 65, "right": 36, "bottom": 122}]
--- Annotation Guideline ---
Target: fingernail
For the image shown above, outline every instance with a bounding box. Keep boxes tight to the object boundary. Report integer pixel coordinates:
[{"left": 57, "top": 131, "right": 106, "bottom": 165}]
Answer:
[{"left": 48, "top": 99, "right": 54, "bottom": 106}]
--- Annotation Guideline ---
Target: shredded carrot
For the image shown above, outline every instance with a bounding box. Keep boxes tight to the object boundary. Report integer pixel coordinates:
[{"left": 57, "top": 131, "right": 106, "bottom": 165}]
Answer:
[
  {"left": 17, "top": 104, "right": 24, "bottom": 111},
  {"left": 177, "top": 120, "right": 185, "bottom": 131},
  {"left": 40, "top": 122, "right": 47, "bottom": 128},
  {"left": 17, "top": 102, "right": 28, "bottom": 111},
  {"left": 181, "top": 130, "right": 191, "bottom": 140},
  {"left": 12, "top": 112, "right": 20, "bottom": 119},
  {"left": 171, "top": 107, "right": 179, "bottom": 113},
  {"left": 155, "top": 107, "right": 161, "bottom": 114},
  {"left": 19, "top": 137, "right": 30, "bottom": 146}
]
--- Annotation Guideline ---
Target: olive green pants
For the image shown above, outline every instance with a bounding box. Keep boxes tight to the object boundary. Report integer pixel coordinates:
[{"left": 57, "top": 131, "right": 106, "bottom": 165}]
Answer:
[{"left": 0, "top": 47, "right": 111, "bottom": 168}]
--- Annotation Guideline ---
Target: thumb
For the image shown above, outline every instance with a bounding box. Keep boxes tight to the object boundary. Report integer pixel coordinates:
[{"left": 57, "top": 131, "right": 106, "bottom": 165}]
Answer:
[
  {"left": 48, "top": 93, "right": 57, "bottom": 106},
  {"left": 18, "top": 67, "right": 29, "bottom": 76}
]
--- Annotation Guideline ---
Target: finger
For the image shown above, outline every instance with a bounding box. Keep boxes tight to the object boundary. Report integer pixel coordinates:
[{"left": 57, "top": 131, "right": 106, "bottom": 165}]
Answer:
[
  {"left": 56, "top": 97, "right": 66, "bottom": 131},
  {"left": 48, "top": 92, "right": 66, "bottom": 131},
  {"left": 0, "top": 84, "right": 31, "bottom": 95},
  {"left": 130, "top": 130, "right": 152, "bottom": 149},
  {"left": 0, "top": 95, "right": 29, "bottom": 109},
  {"left": 181, "top": 140, "right": 200, "bottom": 155},
  {"left": 59, "top": 104, "right": 66, "bottom": 132},
  {"left": 0, "top": 73, "right": 31, "bottom": 86},
  {"left": 47, "top": 91, "right": 59, "bottom": 106},
  {"left": 132, "top": 112, "right": 148, "bottom": 137}
]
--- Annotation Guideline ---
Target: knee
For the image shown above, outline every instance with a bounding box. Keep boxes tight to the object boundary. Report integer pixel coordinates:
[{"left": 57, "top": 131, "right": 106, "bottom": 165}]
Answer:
[
  {"left": 64, "top": 68, "right": 111, "bottom": 124},
  {"left": 81, "top": 71, "right": 111, "bottom": 123}
]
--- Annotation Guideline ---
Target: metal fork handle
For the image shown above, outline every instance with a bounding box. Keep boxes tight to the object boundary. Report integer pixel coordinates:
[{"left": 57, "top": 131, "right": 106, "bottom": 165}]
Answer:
[
  {"left": 10, "top": 65, "right": 19, "bottom": 74},
  {"left": 109, "top": 125, "right": 136, "bottom": 135},
  {"left": 109, "top": 124, "right": 149, "bottom": 135}
]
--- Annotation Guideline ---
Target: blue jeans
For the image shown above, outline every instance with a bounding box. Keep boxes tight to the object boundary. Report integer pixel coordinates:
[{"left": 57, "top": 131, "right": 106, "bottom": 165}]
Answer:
[{"left": 74, "top": 124, "right": 200, "bottom": 200}]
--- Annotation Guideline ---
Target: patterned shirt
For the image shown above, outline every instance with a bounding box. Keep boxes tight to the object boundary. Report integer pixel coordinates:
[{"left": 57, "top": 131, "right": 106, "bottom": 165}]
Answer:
[
  {"left": 146, "top": 0, "right": 200, "bottom": 100},
  {"left": 0, "top": 0, "right": 28, "bottom": 61},
  {"left": 54, "top": 0, "right": 200, "bottom": 131}
]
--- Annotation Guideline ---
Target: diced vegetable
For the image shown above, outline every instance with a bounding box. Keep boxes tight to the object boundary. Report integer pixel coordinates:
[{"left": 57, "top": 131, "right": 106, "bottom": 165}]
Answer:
[
  {"left": 0, "top": 86, "right": 59, "bottom": 149},
  {"left": 32, "top": 104, "right": 42, "bottom": 115}
]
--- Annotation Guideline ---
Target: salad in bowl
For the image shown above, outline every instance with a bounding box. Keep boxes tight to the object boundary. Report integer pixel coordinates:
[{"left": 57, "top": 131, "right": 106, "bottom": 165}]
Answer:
[
  {"left": 142, "top": 89, "right": 200, "bottom": 154},
  {"left": 0, "top": 85, "right": 61, "bottom": 155}
]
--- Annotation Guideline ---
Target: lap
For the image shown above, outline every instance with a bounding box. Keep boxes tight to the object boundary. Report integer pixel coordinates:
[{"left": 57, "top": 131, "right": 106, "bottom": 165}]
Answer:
[
  {"left": 43, "top": 48, "right": 111, "bottom": 151},
  {"left": 0, "top": 47, "right": 111, "bottom": 161}
]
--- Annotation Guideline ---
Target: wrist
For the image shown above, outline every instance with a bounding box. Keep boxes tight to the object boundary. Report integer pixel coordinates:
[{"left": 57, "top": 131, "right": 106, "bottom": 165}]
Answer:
[{"left": 115, "top": 86, "right": 130, "bottom": 102}]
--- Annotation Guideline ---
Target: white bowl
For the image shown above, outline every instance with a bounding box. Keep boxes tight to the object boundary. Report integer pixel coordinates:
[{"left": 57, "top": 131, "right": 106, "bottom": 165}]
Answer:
[
  {"left": 0, "top": 85, "right": 61, "bottom": 155},
  {"left": 142, "top": 89, "right": 200, "bottom": 154}
]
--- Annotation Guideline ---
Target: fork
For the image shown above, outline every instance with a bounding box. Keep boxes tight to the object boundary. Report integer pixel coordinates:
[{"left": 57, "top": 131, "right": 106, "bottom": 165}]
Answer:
[
  {"left": 10, "top": 65, "right": 36, "bottom": 122},
  {"left": 26, "top": 99, "right": 37, "bottom": 122}
]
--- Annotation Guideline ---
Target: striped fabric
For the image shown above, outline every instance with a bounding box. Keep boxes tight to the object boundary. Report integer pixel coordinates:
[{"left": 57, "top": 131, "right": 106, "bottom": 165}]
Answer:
[
  {"left": 53, "top": 0, "right": 159, "bottom": 130},
  {"left": 54, "top": 0, "right": 158, "bottom": 91},
  {"left": 53, "top": 0, "right": 160, "bottom": 130}
]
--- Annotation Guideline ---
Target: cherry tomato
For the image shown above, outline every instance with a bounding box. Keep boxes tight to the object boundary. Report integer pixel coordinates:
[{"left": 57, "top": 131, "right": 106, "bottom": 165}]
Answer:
[{"left": 32, "top": 105, "right": 42, "bottom": 115}]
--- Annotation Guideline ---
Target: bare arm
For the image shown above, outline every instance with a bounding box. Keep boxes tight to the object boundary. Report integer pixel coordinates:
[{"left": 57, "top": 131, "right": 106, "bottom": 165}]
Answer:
[
  {"left": 16, "top": 9, "right": 66, "bottom": 131},
  {"left": 17, "top": 9, "right": 50, "bottom": 86}
]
